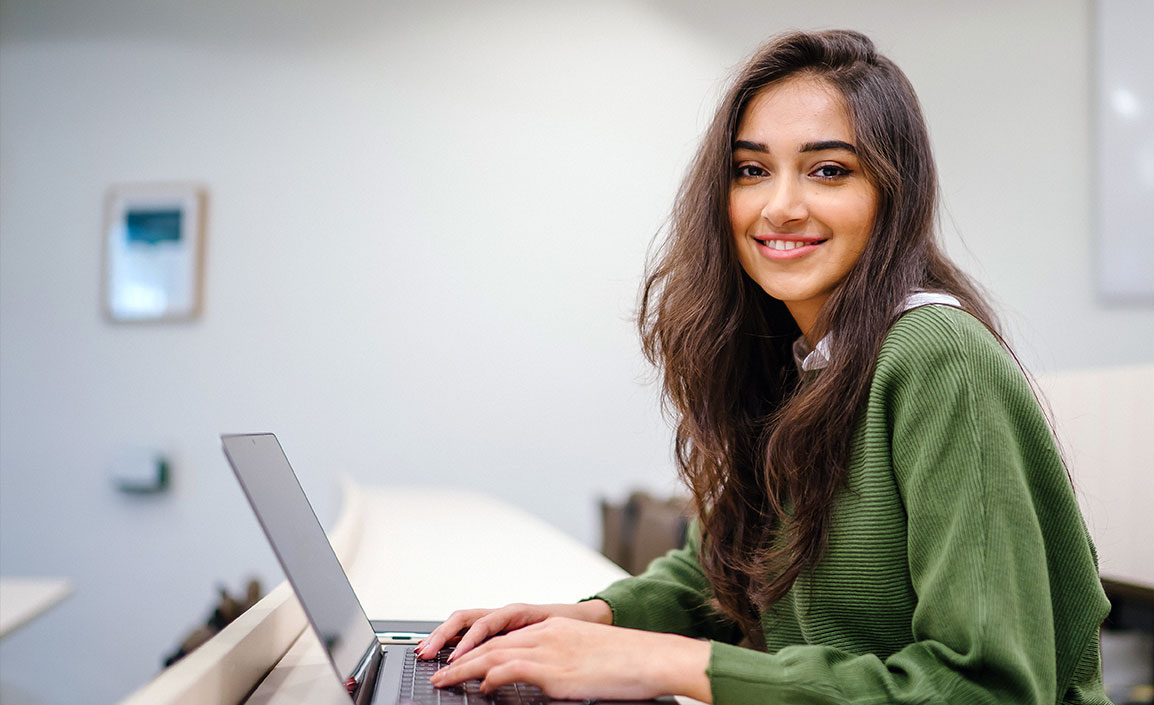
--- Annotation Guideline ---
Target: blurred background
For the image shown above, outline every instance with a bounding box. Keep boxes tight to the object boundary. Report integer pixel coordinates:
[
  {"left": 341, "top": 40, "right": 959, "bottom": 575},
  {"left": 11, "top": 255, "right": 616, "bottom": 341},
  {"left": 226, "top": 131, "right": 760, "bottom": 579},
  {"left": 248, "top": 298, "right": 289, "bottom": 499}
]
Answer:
[{"left": 1, "top": 0, "right": 1151, "bottom": 703}]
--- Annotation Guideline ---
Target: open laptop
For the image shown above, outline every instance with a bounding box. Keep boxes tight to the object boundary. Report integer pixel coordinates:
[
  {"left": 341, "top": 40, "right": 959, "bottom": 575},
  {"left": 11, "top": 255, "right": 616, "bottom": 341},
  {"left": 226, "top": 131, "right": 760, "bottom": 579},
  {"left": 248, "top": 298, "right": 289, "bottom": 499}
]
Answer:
[
  {"left": 224, "top": 432, "right": 559, "bottom": 705},
  {"left": 223, "top": 433, "right": 446, "bottom": 704}
]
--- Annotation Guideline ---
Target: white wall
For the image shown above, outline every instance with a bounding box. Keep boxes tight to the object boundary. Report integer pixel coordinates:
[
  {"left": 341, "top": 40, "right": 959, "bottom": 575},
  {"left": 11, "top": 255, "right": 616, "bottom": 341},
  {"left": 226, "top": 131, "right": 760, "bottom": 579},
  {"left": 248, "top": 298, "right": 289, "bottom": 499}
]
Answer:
[{"left": 0, "top": 1, "right": 1149, "bottom": 703}]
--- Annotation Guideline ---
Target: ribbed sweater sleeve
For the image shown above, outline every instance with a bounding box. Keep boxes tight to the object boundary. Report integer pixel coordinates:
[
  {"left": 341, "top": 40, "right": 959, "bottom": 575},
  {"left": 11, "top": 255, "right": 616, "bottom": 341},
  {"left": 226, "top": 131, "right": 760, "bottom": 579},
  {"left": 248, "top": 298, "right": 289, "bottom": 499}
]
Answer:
[
  {"left": 592, "top": 520, "right": 743, "bottom": 644},
  {"left": 706, "top": 306, "right": 1110, "bottom": 704}
]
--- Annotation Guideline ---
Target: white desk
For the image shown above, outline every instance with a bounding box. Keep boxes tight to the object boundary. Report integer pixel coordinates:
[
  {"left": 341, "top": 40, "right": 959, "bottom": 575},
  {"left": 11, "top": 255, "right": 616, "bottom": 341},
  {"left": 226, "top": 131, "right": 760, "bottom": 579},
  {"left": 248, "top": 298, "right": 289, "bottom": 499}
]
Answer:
[
  {"left": 0, "top": 578, "right": 72, "bottom": 639},
  {"left": 120, "top": 485, "right": 637, "bottom": 705},
  {"left": 249, "top": 486, "right": 631, "bottom": 704}
]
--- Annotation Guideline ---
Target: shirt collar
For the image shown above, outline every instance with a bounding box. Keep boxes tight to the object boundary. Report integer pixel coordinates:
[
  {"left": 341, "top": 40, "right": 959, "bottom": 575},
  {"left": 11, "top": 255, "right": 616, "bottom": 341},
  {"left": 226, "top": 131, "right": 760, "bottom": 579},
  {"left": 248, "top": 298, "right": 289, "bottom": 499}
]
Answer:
[{"left": 792, "top": 291, "right": 961, "bottom": 373}]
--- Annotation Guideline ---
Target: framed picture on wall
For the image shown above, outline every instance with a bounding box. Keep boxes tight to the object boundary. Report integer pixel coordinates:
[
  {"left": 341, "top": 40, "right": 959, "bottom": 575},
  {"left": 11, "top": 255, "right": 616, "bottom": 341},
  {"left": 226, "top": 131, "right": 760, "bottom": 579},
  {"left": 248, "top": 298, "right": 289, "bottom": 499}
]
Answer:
[{"left": 103, "top": 183, "right": 206, "bottom": 322}]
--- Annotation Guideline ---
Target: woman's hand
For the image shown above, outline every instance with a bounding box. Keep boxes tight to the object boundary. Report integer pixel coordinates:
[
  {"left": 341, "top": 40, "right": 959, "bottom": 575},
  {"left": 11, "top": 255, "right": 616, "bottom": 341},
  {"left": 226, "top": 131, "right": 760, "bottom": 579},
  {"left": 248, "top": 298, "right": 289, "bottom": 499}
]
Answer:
[
  {"left": 428, "top": 617, "right": 712, "bottom": 703},
  {"left": 416, "top": 600, "right": 612, "bottom": 661}
]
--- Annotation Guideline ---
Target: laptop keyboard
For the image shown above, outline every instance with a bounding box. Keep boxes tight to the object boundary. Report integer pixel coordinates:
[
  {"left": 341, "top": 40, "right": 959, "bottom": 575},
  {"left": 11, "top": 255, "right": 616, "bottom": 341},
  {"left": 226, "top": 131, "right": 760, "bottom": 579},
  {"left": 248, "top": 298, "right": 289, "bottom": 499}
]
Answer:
[{"left": 401, "top": 648, "right": 550, "bottom": 705}]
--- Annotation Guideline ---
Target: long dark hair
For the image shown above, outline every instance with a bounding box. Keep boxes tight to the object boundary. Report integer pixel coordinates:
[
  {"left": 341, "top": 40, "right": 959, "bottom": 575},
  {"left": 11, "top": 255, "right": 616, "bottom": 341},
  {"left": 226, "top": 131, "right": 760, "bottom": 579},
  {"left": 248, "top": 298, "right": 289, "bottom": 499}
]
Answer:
[{"left": 639, "top": 29, "right": 1000, "bottom": 637}]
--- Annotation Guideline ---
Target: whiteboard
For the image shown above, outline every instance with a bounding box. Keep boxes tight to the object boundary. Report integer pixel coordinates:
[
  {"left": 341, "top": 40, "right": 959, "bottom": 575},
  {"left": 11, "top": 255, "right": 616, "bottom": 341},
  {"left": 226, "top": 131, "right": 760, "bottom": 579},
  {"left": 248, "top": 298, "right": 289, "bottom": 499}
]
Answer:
[{"left": 1094, "top": 0, "right": 1154, "bottom": 303}]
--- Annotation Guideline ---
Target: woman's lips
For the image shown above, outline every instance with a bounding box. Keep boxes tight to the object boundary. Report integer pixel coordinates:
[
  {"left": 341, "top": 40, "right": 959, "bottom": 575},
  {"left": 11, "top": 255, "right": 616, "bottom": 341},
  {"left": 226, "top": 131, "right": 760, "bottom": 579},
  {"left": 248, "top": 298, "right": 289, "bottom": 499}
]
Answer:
[{"left": 754, "top": 236, "right": 827, "bottom": 260}]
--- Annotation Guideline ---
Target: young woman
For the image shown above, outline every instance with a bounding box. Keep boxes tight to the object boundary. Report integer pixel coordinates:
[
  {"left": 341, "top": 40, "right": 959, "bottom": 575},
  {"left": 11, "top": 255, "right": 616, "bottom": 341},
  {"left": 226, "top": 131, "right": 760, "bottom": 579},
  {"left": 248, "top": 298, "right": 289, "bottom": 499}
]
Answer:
[{"left": 418, "top": 29, "right": 1111, "bottom": 704}]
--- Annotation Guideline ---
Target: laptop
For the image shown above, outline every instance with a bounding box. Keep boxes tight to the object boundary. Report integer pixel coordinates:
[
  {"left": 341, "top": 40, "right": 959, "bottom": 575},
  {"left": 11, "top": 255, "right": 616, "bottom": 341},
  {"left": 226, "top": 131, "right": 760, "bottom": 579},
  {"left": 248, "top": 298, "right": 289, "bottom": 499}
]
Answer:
[{"left": 223, "top": 432, "right": 608, "bottom": 705}]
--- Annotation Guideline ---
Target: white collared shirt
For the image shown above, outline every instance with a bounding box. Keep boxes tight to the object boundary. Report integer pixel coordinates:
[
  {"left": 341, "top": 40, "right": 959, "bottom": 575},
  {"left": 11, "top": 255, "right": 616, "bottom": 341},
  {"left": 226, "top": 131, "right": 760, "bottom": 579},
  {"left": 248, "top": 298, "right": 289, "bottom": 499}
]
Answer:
[{"left": 792, "top": 291, "right": 962, "bottom": 372}]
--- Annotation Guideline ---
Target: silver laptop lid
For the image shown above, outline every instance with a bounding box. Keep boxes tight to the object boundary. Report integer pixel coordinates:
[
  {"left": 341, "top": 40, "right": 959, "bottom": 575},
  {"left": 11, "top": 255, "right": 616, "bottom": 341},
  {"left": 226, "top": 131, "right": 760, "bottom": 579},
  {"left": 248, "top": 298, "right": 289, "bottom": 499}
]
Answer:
[{"left": 222, "top": 433, "right": 378, "bottom": 695}]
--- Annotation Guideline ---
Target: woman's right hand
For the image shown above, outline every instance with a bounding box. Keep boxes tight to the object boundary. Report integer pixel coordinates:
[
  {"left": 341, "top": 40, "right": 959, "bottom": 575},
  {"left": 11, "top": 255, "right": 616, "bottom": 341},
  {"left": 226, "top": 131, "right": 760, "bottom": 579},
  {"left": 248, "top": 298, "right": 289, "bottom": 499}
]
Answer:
[{"left": 416, "top": 600, "right": 612, "bottom": 661}]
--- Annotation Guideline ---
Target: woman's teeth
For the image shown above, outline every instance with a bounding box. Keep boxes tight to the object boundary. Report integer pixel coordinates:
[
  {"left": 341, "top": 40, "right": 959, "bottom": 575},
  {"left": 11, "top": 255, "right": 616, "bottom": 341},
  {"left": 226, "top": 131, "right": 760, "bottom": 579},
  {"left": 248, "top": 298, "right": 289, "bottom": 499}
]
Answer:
[{"left": 763, "top": 239, "right": 818, "bottom": 250}]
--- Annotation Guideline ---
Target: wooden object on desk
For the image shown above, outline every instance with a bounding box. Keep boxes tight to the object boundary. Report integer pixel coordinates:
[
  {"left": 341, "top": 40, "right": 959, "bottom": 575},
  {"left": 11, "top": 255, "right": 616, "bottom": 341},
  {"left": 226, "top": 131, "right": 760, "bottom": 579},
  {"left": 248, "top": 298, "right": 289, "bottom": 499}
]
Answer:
[{"left": 0, "top": 578, "right": 73, "bottom": 639}]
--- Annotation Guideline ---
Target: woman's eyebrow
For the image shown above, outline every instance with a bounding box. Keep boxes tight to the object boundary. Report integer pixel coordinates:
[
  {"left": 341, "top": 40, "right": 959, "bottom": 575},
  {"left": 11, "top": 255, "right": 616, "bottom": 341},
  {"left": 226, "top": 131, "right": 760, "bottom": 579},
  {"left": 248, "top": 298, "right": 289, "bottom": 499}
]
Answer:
[
  {"left": 732, "top": 139, "right": 769, "bottom": 153},
  {"left": 731, "top": 139, "right": 857, "bottom": 154},
  {"left": 800, "top": 139, "right": 856, "bottom": 154}
]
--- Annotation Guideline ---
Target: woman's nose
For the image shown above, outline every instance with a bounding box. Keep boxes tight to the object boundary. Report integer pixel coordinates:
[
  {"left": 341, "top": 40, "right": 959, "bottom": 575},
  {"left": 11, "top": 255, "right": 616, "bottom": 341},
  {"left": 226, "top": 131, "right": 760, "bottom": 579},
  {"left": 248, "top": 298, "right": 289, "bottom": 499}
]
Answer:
[{"left": 759, "top": 178, "right": 807, "bottom": 227}]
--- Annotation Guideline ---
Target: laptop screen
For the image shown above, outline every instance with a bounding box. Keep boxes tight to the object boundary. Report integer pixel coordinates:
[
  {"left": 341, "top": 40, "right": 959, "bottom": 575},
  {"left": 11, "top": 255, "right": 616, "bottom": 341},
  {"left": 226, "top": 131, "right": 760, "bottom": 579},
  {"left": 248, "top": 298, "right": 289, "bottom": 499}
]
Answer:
[{"left": 222, "top": 433, "right": 378, "bottom": 687}]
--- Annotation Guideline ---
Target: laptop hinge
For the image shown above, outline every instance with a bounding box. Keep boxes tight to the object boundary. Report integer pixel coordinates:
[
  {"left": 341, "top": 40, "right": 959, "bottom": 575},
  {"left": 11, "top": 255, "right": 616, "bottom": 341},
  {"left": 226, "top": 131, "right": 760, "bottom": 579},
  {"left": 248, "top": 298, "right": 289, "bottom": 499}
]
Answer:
[{"left": 349, "top": 642, "right": 383, "bottom": 705}]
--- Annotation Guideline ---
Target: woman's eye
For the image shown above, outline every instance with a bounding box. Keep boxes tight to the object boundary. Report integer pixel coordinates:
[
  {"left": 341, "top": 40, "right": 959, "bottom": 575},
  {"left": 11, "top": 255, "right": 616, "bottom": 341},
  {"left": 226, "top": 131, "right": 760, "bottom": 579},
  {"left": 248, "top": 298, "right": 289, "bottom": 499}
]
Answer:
[
  {"left": 813, "top": 164, "right": 850, "bottom": 179},
  {"left": 734, "top": 163, "right": 768, "bottom": 179}
]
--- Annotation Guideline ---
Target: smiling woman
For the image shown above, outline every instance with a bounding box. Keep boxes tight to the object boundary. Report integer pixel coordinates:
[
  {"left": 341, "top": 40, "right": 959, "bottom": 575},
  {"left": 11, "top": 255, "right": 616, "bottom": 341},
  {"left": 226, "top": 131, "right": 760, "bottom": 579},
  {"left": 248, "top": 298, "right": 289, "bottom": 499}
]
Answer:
[{"left": 418, "top": 29, "right": 1112, "bottom": 705}]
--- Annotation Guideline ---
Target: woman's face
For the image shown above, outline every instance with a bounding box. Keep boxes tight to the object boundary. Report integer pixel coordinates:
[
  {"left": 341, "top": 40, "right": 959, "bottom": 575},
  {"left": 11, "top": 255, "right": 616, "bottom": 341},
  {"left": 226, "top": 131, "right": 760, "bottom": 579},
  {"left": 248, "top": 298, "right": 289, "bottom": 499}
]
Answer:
[{"left": 729, "top": 76, "right": 878, "bottom": 340}]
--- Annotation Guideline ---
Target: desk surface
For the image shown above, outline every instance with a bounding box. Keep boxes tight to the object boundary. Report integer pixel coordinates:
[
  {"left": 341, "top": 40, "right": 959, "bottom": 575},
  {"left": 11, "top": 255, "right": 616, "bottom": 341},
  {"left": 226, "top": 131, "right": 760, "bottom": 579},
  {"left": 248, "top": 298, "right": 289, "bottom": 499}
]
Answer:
[
  {"left": 248, "top": 486, "right": 635, "bottom": 704},
  {"left": 0, "top": 578, "right": 72, "bottom": 639}
]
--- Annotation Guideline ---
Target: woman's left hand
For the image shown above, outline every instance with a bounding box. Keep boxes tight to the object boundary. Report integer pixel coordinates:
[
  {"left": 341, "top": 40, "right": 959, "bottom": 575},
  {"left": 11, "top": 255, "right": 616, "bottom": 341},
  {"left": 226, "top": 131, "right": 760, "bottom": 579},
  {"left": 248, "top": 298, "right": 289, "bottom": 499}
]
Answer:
[{"left": 427, "top": 616, "right": 712, "bottom": 703}]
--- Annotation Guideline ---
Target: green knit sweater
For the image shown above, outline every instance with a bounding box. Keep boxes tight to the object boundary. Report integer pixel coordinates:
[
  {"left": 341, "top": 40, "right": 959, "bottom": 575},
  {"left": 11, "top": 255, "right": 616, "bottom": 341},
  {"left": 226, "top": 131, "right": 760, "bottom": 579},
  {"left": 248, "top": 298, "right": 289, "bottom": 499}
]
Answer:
[{"left": 595, "top": 305, "right": 1111, "bottom": 704}]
